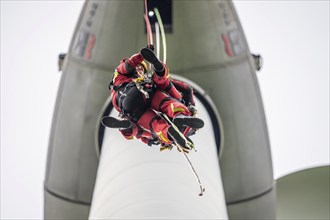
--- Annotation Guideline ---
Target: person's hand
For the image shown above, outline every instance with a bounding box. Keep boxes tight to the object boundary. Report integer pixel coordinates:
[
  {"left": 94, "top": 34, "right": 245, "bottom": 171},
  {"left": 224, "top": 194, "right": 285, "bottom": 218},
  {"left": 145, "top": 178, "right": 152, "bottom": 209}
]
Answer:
[
  {"left": 146, "top": 44, "right": 155, "bottom": 51},
  {"left": 188, "top": 103, "right": 197, "bottom": 116}
]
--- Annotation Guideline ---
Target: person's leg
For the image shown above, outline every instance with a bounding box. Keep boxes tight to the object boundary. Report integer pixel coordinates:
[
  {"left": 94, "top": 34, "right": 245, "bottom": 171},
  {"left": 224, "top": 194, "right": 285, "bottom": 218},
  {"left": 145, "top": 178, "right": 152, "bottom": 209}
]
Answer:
[
  {"left": 137, "top": 109, "right": 192, "bottom": 150},
  {"left": 136, "top": 109, "right": 172, "bottom": 145},
  {"left": 120, "top": 86, "right": 148, "bottom": 122},
  {"left": 151, "top": 90, "right": 190, "bottom": 118},
  {"left": 151, "top": 90, "right": 204, "bottom": 129}
]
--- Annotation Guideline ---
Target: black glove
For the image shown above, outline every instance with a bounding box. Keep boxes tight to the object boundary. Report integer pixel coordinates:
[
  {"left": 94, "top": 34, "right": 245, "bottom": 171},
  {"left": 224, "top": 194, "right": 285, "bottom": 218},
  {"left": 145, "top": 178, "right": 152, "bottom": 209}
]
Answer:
[
  {"left": 146, "top": 44, "right": 155, "bottom": 51},
  {"left": 188, "top": 103, "right": 197, "bottom": 116},
  {"left": 147, "top": 139, "right": 160, "bottom": 146},
  {"left": 108, "top": 81, "right": 114, "bottom": 90},
  {"left": 178, "top": 98, "right": 186, "bottom": 105}
]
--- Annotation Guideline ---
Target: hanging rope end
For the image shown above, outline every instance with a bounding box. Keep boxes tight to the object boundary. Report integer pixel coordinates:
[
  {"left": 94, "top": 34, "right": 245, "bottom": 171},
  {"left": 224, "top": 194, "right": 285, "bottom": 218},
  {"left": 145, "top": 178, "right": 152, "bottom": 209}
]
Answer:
[{"left": 199, "top": 188, "right": 206, "bottom": 196}]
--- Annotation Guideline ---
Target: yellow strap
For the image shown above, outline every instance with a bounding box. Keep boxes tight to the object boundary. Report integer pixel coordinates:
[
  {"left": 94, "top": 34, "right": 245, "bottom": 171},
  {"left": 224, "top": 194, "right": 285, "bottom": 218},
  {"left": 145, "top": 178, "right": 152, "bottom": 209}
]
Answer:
[
  {"left": 171, "top": 103, "right": 185, "bottom": 114},
  {"left": 157, "top": 131, "right": 171, "bottom": 143}
]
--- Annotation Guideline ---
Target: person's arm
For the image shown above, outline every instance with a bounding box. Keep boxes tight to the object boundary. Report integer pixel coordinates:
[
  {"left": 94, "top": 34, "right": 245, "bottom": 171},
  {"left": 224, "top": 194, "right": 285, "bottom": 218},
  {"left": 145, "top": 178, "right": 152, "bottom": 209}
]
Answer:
[
  {"left": 116, "top": 53, "right": 144, "bottom": 74},
  {"left": 171, "top": 79, "right": 195, "bottom": 106},
  {"left": 152, "top": 65, "right": 182, "bottom": 100}
]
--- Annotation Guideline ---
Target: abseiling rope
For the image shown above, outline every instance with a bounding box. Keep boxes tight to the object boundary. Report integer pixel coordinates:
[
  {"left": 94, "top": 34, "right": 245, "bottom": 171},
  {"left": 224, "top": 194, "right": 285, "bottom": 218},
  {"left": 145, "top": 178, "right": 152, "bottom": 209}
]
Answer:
[
  {"left": 143, "top": 1, "right": 205, "bottom": 196},
  {"left": 155, "top": 22, "right": 160, "bottom": 58},
  {"left": 154, "top": 8, "right": 167, "bottom": 64},
  {"left": 144, "top": 0, "right": 153, "bottom": 47}
]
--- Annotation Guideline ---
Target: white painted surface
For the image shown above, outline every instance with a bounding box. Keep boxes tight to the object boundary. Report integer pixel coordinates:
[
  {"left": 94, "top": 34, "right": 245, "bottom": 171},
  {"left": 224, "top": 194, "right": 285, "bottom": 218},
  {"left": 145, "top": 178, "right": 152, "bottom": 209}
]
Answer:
[{"left": 90, "top": 99, "right": 228, "bottom": 219}]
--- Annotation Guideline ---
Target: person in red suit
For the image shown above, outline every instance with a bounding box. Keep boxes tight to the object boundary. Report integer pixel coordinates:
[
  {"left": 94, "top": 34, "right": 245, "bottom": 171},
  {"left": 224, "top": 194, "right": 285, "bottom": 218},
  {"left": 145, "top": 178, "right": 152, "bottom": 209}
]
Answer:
[{"left": 107, "top": 47, "right": 203, "bottom": 148}]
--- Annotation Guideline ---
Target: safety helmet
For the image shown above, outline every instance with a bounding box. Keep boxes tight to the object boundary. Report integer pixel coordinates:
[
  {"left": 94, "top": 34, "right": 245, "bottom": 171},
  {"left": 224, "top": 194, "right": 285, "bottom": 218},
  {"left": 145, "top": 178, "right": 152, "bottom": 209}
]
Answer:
[
  {"left": 135, "top": 61, "right": 148, "bottom": 79},
  {"left": 139, "top": 61, "right": 148, "bottom": 72}
]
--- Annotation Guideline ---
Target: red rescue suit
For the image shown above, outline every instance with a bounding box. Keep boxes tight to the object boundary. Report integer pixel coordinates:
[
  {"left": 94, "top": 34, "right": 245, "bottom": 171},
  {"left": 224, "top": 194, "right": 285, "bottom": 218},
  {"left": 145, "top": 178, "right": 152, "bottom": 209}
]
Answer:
[{"left": 111, "top": 52, "right": 191, "bottom": 145}]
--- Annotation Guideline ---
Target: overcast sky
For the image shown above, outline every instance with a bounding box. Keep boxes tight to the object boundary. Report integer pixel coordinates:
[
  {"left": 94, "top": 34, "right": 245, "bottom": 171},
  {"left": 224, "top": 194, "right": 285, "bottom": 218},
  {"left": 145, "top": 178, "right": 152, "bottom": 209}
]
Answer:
[{"left": 1, "top": 1, "right": 329, "bottom": 219}]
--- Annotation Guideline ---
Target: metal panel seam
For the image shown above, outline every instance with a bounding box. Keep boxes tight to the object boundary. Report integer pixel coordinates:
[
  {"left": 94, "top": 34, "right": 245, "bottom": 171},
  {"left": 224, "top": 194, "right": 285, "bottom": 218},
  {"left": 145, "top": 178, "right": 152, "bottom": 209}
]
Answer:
[
  {"left": 45, "top": 186, "right": 91, "bottom": 206},
  {"left": 226, "top": 182, "right": 275, "bottom": 205}
]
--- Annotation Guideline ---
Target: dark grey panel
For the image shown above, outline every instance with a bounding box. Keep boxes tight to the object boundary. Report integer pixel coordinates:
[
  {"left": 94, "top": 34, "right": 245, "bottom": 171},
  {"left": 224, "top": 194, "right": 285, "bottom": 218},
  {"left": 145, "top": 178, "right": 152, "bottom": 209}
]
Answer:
[
  {"left": 45, "top": 59, "right": 110, "bottom": 203},
  {"left": 44, "top": 190, "right": 90, "bottom": 219},
  {"left": 277, "top": 166, "right": 330, "bottom": 219},
  {"left": 45, "top": 1, "right": 114, "bottom": 209},
  {"left": 227, "top": 187, "right": 276, "bottom": 219},
  {"left": 70, "top": 1, "right": 145, "bottom": 68},
  {"left": 166, "top": 1, "right": 247, "bottom": 72}
]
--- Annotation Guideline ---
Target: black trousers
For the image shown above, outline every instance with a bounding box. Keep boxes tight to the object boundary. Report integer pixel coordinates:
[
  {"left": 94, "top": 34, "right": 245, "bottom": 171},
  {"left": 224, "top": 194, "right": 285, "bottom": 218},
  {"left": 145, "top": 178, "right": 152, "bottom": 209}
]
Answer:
[{"left": 117, "top": 85, "right": 149, "bottom": 122}]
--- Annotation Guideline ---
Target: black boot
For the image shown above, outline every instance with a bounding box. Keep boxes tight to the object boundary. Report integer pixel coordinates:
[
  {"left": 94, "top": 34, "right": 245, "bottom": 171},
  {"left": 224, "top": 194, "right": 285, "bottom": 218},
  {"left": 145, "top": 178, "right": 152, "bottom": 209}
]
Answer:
[
  {"left": 140, "top": 48, "right": 164, "bottom": 73},
  {"left": 173, "top": 115, "right": 204, "bottom": 129},
  {"left": 167, "top": 126, "right": 191, "bottom": 150},
  {"left": 101, "top": 116, "right": 132, "bottom": 129}
]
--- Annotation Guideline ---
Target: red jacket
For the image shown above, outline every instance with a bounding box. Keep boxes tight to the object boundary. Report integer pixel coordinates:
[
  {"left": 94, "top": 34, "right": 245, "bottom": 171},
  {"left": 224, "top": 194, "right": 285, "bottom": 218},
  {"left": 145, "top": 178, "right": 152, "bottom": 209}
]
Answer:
[{"left": 111, "top": 52, "right": 182, "bottom": 111}]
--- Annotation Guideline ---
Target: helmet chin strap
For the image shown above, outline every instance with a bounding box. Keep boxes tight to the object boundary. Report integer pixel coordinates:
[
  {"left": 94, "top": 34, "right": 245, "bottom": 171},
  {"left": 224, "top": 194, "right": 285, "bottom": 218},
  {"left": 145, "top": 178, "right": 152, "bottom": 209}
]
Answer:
[{"left": 136, "top": 68, "right": 145, "bottom": 78}]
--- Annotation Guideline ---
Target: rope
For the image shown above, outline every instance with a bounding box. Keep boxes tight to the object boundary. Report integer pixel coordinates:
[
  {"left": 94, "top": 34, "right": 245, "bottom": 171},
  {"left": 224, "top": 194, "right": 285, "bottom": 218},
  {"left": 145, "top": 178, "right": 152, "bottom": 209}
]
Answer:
[
  {"left": 155, "top": 22, "right": 160, "bottom": 58},
  {"left": 182, "top": 152, "right": 205, "bottom": 196},
  {"left": 154, "top": 8, "right": 167, "bottom": 64},
  {"left": 144, "top": 0, "right": 153, "bottom": 71},
  {"left": 144, "top": 0, "right": 153, "bottom": 46},
  {"left": 144, "top": 1, "right": 204, "bottom": 197}
]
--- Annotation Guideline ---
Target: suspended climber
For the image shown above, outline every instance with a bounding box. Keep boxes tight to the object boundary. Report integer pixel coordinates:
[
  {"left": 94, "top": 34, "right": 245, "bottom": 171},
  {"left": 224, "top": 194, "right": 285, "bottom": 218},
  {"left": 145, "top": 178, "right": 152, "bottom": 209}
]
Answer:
[
  {"left": 101, "top": 1, "right": 206, "bottom": 195},
  {"left": 102, "top": 46, "right": 204, "bottom": 150}
]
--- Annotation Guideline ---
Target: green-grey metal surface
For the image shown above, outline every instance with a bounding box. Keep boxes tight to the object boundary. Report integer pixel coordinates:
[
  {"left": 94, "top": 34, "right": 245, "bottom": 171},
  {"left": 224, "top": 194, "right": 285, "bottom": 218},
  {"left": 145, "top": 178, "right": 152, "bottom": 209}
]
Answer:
[{"left": 276, "top": 166, "right": 330, "bottom": 219}]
